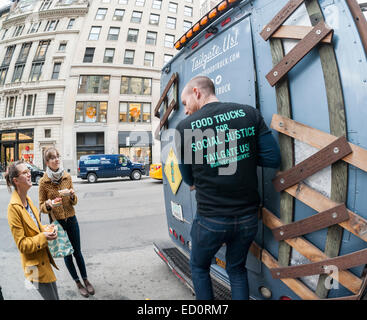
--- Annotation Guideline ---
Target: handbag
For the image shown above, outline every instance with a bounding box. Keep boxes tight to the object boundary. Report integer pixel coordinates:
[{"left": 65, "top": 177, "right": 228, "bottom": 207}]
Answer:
[{"left": 47, "top": 220, "right": 74, "bottom": 258}]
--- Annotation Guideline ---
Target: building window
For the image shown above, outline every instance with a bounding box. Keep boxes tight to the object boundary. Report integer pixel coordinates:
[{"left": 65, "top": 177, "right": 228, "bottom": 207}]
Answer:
[
  {"left": 108, "top": 27, "right": 120, "bottom": 40},
  {"left": 2, "top": 46, "right": 16, "bottom": 66},
  {"left": 34, "top": 40, "right": 50, "bottom": 61},
  {"left": 164, "top": 34, "right": 175, "bottom": 48},
  {"left": 45, "top": 20, "right": 58, "bottom": 32},
  {"left": 152, "top": 0, "right": 161, "bottom": 9},
  {"left": 45, "top": 129, "right": 51, "bottom": 138},
  {"left": 95, "top": 8, "right": 107, "bottom": 20},
  {"left": 113, "top": 9, "right": 125, "bottom": 21},
  {"left": 184, "top": 6, "right": 193, "bottom": 17},
  {"left": 23, "top": 94, "right": 37, "bottom": 116},
  {"left": 120, "top": 76, "right": 152, "bottom": 95},
  {"left": 46, "top": 93, "right": 55, "bottom": 115},
  {"left": 58, "top": 42, "right": 67, "bottom": 51},
  {"left": 76, "top": 132, "right": 105, "bottom": 161},
  {"left": 5, "top": 96, "right": 17, "bottom": 118},
  {"left": 12, "top": 25, "right": 24, "bottom": 37},
  {"left": 127, "top": 28, "right": 139, "bottom": 42},
  {"left": 75, "top": 101, "right": 108, "bottom": 123},
  {"left": 118, "top": 0, "right": 128, "bottom": 4},
  {"left": 135, "top": 0, "right": 145, "bottom": 6},
  {"left": 164, "top": 54, "right": 173, "bottom": 64},
  {"left": 166, "top": 17, "right": 176, "bottom": 29},
  {"left": 183, "top": 20, "right": 192, "bottom": 32},
  {"left": 78, "top": 75, "right": 110, "bottom": 94},
  {"left": 1, "top": 29, "right": 8, "bottom": 40},
  {"left": 146, "top": 31, "right": 157, "bottom": 45},
  {"left": 123, "top": 50, "right": 135, "bottom": 64},
  {"left": 149, "top": 13, "right": 159, "bottom": 25},
  {"left": 52, "top": 62, "right": 61, "bottom": 79},
  {"left": 103, "top": 48, "right": 115, "bottom": 63},
  {"left": 131, "top": 11, "right": 142, "bottom": 23},
  {"left": 101, "top": 0, "right": 110, "bottom": 3},
  {"left": 67, "top": 18, "right": 75, "bottom": 29},
  {"left": 17, "top": 42, "right": 32, "bottom": 64},
  {"left": 28, "top": 22, "right": 40, "bottom": 34},
  {"left": 40, "top": 0, "right": 52, "bottom": 10},
  {"left": 29, "top": 62, "right": 44, "bottom": 81},
  {"left": 119, "top": 102, "right": 151, "bottom": 123},
  {"left": 144, "top": 52, "right": 154, "bottom": 67},
  {"left": 0, "top": 68, "right": 8, "bottom": 85},
  {"left": 168, "top": 2, "right": 178, "bottom": 13},
  {"left": 12, "top": 65, "right": 25, "bottom": 82},
  {"left": 88, "top": 26, "right": 101, "bottom": 40},
  {"left": 83, "top": 47, "right": 95, "bottom": 63}
]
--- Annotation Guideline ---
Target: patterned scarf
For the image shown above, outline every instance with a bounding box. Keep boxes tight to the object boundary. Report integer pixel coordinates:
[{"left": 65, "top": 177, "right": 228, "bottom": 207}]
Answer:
[{"left": 46, "top": 166, "right": 65, "bottom": 183}]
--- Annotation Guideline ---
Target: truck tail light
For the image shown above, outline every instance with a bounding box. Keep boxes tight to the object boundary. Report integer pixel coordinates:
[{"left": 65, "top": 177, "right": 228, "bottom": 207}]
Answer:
[
  {"left": 280, "top": 296, "right": 292, "bottom": 300},
  {"left": 193, "top": 23, "right": 200, "bottom": 33},
  {"left": 221, "top": 17, "right": 231, "bottom": 27},
  {"left": 200, "top": 16, "right": 209, "bottom": 26},
  {"left": 218, "top": 1, "right": 228, "bottom": 12},
  {"left": 174, "top": 0, "right": 241, "bottom": 50},
  {"left": 209, "top": 8, "right": 218, "bottom": 19}
]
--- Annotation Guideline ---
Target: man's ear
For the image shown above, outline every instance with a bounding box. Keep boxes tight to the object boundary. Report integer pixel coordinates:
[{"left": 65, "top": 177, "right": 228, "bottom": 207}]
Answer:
[{"left": 193, "top": 87, "right": 200, "bottom": 99}]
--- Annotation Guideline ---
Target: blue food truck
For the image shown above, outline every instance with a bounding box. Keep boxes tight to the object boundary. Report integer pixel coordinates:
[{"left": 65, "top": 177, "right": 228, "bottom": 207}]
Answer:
[
  {"left": 154, "top": 0, "right": 367, "bottom": 300},
  {"left": 78, "top": 154, "right": 145, "bottom": 183}
]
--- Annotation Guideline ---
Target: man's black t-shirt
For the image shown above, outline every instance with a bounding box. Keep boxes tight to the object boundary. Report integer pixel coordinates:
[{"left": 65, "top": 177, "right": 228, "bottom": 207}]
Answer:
[{"left": 176, "top": 102, "right": 271, "bottom": 217}]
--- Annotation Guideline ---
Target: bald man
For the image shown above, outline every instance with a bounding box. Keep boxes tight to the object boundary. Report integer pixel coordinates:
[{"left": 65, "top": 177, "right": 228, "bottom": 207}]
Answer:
[{"left": 176, "top": 76, "right": 280, "bottom": 300}]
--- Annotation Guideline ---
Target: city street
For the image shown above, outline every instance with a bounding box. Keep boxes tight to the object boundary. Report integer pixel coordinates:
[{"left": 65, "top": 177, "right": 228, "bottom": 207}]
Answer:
[{"left": 0, "top": 176, "right": 194, "bottom": 300}]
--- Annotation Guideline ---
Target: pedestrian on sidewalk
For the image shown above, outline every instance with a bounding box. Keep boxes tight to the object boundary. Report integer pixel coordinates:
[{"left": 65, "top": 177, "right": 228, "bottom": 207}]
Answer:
[
  {"left": 5, "top": 161, "right": 60, "bottom": 300},
  {"left": 39, "top": 147, "right": 95, "bottom": 298},
  {"left": 176, "top": 76, "right": 281, "bottom": 300}
]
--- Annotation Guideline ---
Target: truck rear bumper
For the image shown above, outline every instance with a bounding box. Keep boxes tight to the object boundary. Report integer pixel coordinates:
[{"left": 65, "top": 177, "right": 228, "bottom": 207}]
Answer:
[{"left": 153, "top": 241, "right": 232, "bottom": 300}]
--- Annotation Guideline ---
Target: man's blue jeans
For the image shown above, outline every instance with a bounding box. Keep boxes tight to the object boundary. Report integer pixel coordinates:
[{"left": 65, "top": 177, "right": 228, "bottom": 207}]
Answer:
[{"left": 190, "top": 213, "right": 258, "bottom": 300}]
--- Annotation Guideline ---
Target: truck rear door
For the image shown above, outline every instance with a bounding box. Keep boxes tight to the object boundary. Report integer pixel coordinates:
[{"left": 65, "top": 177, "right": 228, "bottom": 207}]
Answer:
[{"left": 159, "top": 12, "right": 263, "bottom": 274}]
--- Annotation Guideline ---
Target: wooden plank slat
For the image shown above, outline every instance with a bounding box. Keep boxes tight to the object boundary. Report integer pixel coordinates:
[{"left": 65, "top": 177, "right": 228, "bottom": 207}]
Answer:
[
  {"left": 346, "top": 0, "right": 367, "bottom": 55},
  {"left": 260, "top": 0, "right": 306, "bottom": 41},
  {"left": 271, "top": 114, "right": 367, "bottom": 173},
  {"left": 269, "top": 38, "right": 294, "bottom": 268},
  {"left": 272, "top": 25, "right": 333, "bottom": 43},
  {"left": 154, "top": 73, "right": 177, "bottom": 118},
  {"left": 272, "top": 204, "right": 349, "bottom": 241},
  {"left": 249, "top": 242, "right": 319, "bottom": 300},
  {"left": 271, "top": 248, "right": 367, "bottom": 279},
  {"left": 262, "top": 207, "right": 362, "bottom": 294},
  {"left": 266, "top": 22, "right": 333, "bottom": 87},
  {"left": 272, "top": 136, "right": 352, "bottom": 192},
  {"left": 304, "top": 0, "right": 348, "bottom": 298},
  {"left": 159, "top": 99, "right": 177, "bottom": 131},
  {"left": 286, "top": 183, "right": 367, "bottom": 243}
]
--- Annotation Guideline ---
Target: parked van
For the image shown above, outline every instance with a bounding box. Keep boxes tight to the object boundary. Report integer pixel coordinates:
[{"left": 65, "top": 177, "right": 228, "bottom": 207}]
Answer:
[{"left": 78, "top": 154, "right": 146, "bottom": 183}]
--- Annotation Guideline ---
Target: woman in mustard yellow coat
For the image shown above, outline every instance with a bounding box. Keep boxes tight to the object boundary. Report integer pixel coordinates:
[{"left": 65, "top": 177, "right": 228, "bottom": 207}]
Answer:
[{"left": 6, "top": 161, "right": 59, "bottom": 300}]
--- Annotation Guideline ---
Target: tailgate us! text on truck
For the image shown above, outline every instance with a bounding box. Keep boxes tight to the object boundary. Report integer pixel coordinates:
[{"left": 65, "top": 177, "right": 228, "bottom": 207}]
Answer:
[{"left": 153, "top": 0, "right": 367, "bottom": 300}]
